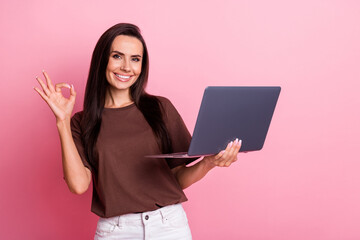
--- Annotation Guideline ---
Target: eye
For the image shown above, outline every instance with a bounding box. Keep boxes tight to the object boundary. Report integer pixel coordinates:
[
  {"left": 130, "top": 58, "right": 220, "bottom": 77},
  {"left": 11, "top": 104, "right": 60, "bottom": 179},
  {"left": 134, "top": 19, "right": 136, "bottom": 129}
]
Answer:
[
  {"left": 113, "top": 54, "right": 121, "bottom": 59},
  {"left": 132, "top": 57, "right": 140, "bottom": 62}
]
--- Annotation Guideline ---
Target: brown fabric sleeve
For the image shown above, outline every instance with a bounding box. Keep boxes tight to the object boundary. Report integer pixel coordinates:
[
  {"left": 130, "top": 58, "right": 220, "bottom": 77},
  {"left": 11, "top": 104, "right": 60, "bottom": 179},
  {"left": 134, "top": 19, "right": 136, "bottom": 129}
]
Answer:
[
  {"left": 159, "top": 97, "right": 198, "bottom": 168},
  {"left": 70, "top": 112, "right": 93, "bottom": 172}
]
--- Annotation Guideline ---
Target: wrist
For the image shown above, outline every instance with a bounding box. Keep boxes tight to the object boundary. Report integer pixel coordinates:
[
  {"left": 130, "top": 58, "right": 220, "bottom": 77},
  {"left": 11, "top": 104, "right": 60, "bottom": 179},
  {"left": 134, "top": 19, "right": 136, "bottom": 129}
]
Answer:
[
  {"left": 56, "top": 118, "right": 71, "bottom": 130},
  {"left": 201, "top": 156, "right": 217, "bottom": 171}
]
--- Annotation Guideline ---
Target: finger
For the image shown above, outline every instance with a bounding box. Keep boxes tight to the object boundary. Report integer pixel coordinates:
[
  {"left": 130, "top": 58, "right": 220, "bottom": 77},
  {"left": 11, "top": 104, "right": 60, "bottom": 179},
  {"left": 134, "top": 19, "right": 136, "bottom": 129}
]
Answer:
[
  {"left": 69, "top": 84, "right": 76, "bottom": 102},
  {"left": 221, "top": 140, "right": 233, "bottom": 157},
  {"left": 223, "top": 138, "right": 241, "bottom": 166},
  {"left": 230, "top": 138, "right": 242, "bottom": 155},
  {"left": 214, "top": 140, "right": 236, "bottom": 166},
  {"left": 214, "top": 138, "right": 241, "bottom": 166},
  {"left": 238, "top": 139, "right": 242, "bottom": 150},
  {"left": 216, "top": 150, "right": 230, "bottom": 167},
  {"left": 223, "top": 151, "right": 238, "bottom": 167},
  {"left": 42, "top": 70, "right": 55, "bottom": 92},
  {"left": 34, "top": 86, "right": 49, "bottom": 102},
  {"left": 223, "top": 139, "right": 237, "bottom": 157},
  {"left": 213, "top": 141, "right": 233, "bottom": 163},
  {"left": 209, "top": 151, "right": 224, "bottom": 167},
  {"left": 214, "top": 150, "right": 225, "bottom": 161},
  {"left": 36, "top": 76, "right": 51, "bottom": 96},
  {"left": 231, "top": 138, "right": 242, "bottom": 156},
  {"left": 55, "top": 83, "right": 71, "bottom": 93},
  {"left": 227, "top": 138, "right": 238, "bottom": 155},
  {"left": 224, "top": 156, "right": 238, "bottom": 167}
]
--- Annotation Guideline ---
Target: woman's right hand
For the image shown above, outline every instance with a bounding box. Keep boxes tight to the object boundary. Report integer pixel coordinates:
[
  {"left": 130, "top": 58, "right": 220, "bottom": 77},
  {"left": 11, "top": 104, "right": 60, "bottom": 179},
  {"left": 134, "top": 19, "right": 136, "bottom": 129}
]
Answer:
[{"left": 34, "top": 70, "right": 76, "bottom": 122}]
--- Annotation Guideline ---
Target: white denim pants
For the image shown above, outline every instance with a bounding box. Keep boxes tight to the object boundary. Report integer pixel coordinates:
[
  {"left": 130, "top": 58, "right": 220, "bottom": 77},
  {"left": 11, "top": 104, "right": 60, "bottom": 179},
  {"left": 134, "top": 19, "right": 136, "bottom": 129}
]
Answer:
[{"left": 94, "top": 204, "right": 192, "bottom": 240}]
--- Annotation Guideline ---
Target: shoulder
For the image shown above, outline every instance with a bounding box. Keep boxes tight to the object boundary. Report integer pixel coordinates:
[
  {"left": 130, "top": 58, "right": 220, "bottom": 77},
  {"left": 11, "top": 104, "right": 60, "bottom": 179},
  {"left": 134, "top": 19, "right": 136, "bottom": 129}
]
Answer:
[
  {"left": 152, "top": 96, "right": 183, "bottom": 122},
  {"left": 71, "top": 110, "right": 84, "bottom": 121},
  {"left": 70, "top": 111, "right": 84, "bottom": 129},
  {"left": 154, "top": 96, "right": 176, "bottom": 110}
]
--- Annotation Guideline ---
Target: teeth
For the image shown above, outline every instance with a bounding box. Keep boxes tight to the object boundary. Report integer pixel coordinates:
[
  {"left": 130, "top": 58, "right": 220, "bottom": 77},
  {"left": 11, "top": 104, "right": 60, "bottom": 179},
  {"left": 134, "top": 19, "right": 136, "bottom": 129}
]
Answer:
[{"left": 115, "top": 73, "right": 130, "bottom": 79}]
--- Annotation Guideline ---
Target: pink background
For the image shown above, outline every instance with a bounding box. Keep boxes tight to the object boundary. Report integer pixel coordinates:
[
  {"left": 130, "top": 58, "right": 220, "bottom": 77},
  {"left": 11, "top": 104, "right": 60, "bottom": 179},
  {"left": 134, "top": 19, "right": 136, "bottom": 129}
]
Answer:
[{"left": 1, "top": 0, "right": 360, "bottom": 239}]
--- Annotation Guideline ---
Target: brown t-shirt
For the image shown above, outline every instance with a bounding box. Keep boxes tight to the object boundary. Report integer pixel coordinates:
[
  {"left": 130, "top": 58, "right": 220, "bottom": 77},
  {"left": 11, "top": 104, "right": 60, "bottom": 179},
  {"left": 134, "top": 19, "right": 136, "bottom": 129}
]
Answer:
[{"left": 70, "top": 96, "right": 196, "bottom": 218}]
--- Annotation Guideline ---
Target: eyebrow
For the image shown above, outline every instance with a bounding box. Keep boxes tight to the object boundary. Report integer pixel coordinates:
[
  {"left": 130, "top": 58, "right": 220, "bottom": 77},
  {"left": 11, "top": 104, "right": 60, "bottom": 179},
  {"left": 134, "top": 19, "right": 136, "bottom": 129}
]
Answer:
[{"left": 111, "top": 50, "right": 142, "bottom": 58}]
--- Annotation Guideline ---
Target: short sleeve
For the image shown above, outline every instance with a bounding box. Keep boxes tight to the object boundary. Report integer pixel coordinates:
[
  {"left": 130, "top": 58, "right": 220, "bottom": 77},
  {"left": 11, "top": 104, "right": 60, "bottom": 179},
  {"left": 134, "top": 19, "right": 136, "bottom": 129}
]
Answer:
[
  {"left": 159, "top": 97, "right": 198, "bottom": 168},
  {"left": 70, "top": 111, "right": 93, "bottom": 172}
]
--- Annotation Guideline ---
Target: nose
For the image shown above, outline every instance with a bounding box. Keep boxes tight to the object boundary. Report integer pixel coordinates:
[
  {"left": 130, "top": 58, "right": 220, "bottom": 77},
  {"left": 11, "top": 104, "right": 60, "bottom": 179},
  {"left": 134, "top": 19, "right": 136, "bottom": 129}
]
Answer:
[{"left": 120, "top": 59, "right": 130, "bottom": 72}]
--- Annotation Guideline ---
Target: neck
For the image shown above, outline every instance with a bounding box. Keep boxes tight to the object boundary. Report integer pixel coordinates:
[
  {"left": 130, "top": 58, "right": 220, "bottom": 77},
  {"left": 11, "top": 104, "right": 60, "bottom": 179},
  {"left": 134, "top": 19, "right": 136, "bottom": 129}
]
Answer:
[{"left": 104, "top": 88, "right": 133, "bottom": 108}]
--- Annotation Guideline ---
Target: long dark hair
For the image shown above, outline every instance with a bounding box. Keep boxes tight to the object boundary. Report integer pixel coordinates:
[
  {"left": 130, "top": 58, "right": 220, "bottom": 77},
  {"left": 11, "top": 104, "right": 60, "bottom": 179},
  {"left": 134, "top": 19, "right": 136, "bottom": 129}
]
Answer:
[{"left": 81, "top": 23, "right": 172, "bottom": 169}]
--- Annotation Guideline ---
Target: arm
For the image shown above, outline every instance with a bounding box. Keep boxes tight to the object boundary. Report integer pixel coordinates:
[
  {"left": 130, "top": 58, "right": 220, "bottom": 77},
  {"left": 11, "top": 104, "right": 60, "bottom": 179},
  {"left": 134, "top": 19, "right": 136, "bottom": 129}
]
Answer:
[
  {"left": 172, "top": 139, "right": 241, "bottom": 189},
  {"left": 34, "top": 70, "right": 91, "bottom": 194},
  {"left": 57, "top": 119, "right": 91, "bottom": 194}
]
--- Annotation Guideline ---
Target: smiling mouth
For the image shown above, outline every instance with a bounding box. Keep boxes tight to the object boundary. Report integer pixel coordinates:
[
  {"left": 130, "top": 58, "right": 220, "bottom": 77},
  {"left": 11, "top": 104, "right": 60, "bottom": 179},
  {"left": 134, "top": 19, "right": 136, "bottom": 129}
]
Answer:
[{"left": 114, "top": 73, "right": 132, "bottom": 82}]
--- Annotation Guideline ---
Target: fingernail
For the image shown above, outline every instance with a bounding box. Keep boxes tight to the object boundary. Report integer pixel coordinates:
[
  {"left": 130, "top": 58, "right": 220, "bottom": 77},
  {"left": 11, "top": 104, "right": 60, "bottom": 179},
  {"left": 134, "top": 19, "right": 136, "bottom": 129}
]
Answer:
[
  {"left": 235, "top": 138, "right": 239, "bottom": 143},
  {"left": 35, "top": 76, "right": 38, "bottom": 79},
  {"left": 71, "top": 84, "right": 74, "bottom": 89},
  {"left": 42, "top": 69, "right": 45, "bottom": 72},
  {"left": 238, "top": 140, "right": 242, "bottom": 146},
  {"left": 66, "top": 84, "right": 71, "bottom": 89},
  {"left": 229, "top": 141, "right": 233, "bottom": 147}
]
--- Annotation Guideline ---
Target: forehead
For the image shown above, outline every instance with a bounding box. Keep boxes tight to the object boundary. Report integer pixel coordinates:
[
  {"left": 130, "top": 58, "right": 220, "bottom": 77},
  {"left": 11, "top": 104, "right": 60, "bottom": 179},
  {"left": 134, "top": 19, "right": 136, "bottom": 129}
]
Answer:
[{"left": 110, "top": 35, "right": 143, "bottom": 55}]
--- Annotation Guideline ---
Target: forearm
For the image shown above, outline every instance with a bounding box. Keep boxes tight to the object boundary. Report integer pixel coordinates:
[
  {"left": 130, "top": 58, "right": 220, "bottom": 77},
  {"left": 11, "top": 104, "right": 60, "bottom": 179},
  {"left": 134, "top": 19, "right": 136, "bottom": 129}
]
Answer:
[
  {"left": 57, "top": 119, "right": 91, "bottom": 194},
  {"left": 174, "top": 159, "right": 216, "bottom": 189}
]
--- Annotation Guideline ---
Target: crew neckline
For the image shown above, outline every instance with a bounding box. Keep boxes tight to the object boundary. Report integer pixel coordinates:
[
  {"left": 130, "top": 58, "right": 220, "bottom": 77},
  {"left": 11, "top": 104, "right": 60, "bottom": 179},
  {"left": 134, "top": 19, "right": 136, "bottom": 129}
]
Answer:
[{"left": 103, "top": 102, "right": 136, "bottom": 111}]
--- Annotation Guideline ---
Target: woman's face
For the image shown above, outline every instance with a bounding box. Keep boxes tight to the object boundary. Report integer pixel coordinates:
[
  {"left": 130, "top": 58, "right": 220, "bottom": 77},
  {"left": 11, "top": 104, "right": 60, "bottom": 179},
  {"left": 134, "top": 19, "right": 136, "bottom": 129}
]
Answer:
[{"left": 105, "top": 35, "right": 143, "bottom": 96}]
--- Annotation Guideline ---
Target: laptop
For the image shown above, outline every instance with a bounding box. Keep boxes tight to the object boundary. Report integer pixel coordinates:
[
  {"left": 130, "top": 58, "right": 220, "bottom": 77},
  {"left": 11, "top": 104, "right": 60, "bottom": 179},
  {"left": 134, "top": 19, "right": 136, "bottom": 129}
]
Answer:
[{"left": 145, "top": 86, "right": 281, "bottom": 158}]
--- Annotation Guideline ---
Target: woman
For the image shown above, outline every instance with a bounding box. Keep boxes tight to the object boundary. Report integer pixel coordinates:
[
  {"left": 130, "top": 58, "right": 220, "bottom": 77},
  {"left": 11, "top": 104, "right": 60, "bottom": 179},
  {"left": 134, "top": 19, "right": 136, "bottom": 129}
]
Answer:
[{"left": 34, "top": 23, "right": 241, "bottom": 240}]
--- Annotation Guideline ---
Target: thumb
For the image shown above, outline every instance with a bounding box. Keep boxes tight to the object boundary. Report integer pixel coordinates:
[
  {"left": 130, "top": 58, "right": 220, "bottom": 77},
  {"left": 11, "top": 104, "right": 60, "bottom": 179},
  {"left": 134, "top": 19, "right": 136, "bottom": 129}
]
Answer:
[
  {"left": 55, "top": 83, "right": 71, "bottom": 92},
  {"left": 69, "top": 84, "right": 77, "bottom": 102}
]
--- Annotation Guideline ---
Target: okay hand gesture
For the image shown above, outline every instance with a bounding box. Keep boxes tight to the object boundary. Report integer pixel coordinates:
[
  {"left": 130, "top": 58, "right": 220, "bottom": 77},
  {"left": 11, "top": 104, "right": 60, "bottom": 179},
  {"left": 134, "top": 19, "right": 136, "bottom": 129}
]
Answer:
[{"left": 34, "top": 70, "right": 76, "bottom": 122}]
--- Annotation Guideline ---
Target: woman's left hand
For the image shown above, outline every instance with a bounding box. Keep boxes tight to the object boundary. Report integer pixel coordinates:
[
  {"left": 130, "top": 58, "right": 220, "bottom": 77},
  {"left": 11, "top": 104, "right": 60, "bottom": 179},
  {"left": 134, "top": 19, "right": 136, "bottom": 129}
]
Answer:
[
  {"left": 203, "top": 138, "right": 242, "bottom": 168},
  {"left": 172, "top": 139, "right": 242, "bottom": 189}
]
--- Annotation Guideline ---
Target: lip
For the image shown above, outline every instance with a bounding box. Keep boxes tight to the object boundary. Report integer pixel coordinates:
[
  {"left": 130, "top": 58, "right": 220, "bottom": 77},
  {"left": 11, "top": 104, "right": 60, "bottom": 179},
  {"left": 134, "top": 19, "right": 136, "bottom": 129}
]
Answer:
[{"left": 114, "top": 72, "right": 133, "bottom": 82}]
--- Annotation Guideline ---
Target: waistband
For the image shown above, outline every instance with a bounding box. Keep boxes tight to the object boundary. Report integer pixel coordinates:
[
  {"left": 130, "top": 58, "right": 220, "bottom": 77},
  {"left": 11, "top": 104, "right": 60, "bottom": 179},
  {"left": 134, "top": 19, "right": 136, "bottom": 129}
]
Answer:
[{"left": 100, "top": 203, "right": 184, "bottom": 226}]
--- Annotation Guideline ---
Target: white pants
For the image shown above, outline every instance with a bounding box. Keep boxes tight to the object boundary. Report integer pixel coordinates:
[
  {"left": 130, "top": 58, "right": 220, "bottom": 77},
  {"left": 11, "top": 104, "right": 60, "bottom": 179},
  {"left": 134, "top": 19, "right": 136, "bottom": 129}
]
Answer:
[{"left": 94, "top": 204, "right": 192, "bottom": 240}]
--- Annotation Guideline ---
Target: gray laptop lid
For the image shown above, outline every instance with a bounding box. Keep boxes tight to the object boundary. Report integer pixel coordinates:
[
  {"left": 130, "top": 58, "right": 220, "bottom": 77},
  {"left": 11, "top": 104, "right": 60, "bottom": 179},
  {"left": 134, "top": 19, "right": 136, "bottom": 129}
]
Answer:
[
  {"left": 187, "top": 86, "right": 281, "bottom": 156},
  {"left": 145, "top": 86, "right": 281, "bottom": 158}
]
